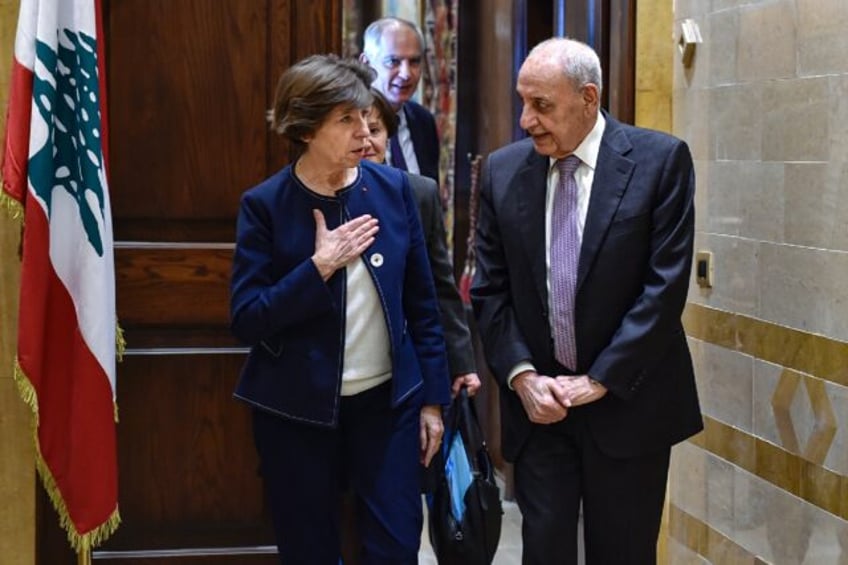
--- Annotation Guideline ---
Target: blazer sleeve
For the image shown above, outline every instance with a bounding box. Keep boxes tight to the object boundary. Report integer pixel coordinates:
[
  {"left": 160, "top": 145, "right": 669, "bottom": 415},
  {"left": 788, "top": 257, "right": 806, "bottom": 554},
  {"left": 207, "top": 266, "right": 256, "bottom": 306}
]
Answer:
[
  {"left": 411, "top": 174, "right": 476, "bottom": 377},
  {"left": 230, "top": 190, "right": 334, "bottom": 346},
  {"left": 470, "top": 154, "right": 534, "bottom": 386}
]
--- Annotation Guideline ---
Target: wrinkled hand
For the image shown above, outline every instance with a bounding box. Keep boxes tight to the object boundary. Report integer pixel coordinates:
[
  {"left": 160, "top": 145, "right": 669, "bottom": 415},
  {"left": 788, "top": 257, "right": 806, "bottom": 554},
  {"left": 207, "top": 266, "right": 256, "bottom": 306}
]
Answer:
[
  {"left": 311, "top": 210, "right": 379, "bottom": 280},
  {"left": 555, "top": 375, "right": 607, "bottom": 407},
  {"left": 451, "top": 372, "right": 482, "bottom": 398},
  {"left": 513, "top": 371, "right": 568, "bottom": 424},
  {"left": 419, "top": 405, "right": 444, "bottom": 467}
]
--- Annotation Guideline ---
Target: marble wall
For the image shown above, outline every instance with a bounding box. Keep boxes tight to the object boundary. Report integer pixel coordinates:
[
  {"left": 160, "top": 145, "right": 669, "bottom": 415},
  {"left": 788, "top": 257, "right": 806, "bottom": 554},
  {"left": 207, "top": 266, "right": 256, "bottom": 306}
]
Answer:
[
  {"left": 672, "top": 0, "right": 848, "bottom": 562},
  {"left": 0, "top": 0, "right": 36, "bottom": 562}
]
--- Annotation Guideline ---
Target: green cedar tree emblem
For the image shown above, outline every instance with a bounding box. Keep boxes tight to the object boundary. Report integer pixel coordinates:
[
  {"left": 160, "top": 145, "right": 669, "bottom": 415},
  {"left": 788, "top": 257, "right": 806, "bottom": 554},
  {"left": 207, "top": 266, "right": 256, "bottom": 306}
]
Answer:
[{"left": 30, "top": 29, "right": 106, "bottom": 256}]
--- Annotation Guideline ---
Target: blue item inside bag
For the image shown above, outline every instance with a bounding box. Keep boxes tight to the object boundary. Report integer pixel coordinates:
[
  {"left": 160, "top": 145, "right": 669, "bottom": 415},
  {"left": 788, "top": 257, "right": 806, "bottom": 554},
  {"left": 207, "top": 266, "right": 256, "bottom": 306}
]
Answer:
[{"left": 445, "top": 430, "right": 473, "bottom": 522}]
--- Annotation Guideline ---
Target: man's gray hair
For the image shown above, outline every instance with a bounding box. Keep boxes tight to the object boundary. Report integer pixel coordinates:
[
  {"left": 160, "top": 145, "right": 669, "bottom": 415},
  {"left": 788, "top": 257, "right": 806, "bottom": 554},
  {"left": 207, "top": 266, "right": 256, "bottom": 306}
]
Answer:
[
  {"left": 530, "top": 37, "right": 603, "bottom": 95},
  {"left": 362, "top": 17, "right": 425, "bottom": 59}
]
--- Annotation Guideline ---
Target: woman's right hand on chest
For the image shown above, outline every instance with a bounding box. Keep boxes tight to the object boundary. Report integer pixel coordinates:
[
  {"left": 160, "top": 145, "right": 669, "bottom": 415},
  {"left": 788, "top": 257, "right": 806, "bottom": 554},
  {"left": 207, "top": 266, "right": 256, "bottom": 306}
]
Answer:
[{"left": 311, "top": 209, "right": 379, "bottom": 280}]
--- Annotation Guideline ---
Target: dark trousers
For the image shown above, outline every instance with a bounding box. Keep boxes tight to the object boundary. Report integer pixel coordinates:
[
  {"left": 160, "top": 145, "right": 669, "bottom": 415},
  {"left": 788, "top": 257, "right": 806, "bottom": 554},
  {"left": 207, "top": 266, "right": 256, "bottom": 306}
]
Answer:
[
  {"left": 252, "top": 382, "right": 423, "bottom": 565},
  {"left": 514, "top": 409, "right": 670, "bottom": 565}
]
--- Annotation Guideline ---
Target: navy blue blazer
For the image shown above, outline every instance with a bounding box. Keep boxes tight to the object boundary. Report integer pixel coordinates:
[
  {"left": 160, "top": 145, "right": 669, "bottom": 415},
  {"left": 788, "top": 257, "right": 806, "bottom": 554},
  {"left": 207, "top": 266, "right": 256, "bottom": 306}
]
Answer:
[
  {"left": 231, "top": 161, "right": 451, "bottom": 426},
  {"left": 403, "top": 101, "right": 440, "bottom": 183},
  {"left": 471, "top": 114, "right": 703, "bottom": 460}
]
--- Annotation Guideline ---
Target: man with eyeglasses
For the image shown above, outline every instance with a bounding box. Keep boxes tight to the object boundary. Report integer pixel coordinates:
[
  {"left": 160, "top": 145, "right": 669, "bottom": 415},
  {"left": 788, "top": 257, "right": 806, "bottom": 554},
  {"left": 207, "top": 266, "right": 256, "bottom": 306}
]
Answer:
[{"left": 360, "top": 17, "right": 440, "bottom": 183}]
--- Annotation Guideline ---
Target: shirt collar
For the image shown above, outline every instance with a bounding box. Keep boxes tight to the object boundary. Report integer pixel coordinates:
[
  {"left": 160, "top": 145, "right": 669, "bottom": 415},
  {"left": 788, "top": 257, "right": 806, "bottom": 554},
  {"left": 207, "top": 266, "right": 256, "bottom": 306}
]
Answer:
[{"left": 548, "top": 111, "right": 606, "bottom": 171}]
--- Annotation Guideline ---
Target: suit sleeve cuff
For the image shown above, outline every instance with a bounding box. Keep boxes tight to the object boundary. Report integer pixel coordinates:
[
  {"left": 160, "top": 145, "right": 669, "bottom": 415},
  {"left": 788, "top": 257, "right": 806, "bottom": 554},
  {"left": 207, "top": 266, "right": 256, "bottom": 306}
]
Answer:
[{"left": 507, "top": 361, "right": 536, "bottom": 390}]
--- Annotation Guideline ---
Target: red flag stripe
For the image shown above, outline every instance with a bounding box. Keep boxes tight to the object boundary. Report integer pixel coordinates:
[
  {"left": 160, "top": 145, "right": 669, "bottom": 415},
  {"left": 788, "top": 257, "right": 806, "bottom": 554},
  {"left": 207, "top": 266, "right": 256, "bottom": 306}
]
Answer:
[
  {"left": 1, "top": 58, "right": 33, "bottom": 202},
  {"left": 17, "top": 189, "right": 118, "bottom": 543}
]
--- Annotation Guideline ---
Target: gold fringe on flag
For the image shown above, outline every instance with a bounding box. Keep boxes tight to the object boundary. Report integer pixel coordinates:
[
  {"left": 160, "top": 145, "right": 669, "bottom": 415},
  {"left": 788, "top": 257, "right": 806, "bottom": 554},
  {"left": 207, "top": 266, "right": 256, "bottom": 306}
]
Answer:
[
  {"left": 116, "top": 320, "right": 126, "bottom": 362},
  {"left": 0, "top": 188, "right": 24, "bottom": 220},
  {"left": 114, "top": 320, "right": 125, "bottom": 422},
  {"left": 13, "top": 358, "right": 122, "bottom": 552}
]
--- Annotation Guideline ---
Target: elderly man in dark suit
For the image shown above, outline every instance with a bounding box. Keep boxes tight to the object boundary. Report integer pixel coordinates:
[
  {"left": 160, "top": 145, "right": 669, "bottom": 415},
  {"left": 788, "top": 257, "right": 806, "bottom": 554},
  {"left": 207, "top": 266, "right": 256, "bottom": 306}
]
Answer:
[
  {"left": 361, "top": 17, "right": 440, "bottom": 183},
  {"left": 471, "top": 37, "right": 703, "bottom": 564}
]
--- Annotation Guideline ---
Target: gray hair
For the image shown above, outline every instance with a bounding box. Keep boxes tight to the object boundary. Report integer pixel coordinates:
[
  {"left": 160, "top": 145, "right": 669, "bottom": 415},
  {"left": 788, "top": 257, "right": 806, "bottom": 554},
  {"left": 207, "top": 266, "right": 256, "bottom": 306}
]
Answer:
[
  {"left": 529, "top": 37, "right": 603, "bottom": 96},
  {"left": 362, "top": 17, "right": 425, "bottom": 60}
]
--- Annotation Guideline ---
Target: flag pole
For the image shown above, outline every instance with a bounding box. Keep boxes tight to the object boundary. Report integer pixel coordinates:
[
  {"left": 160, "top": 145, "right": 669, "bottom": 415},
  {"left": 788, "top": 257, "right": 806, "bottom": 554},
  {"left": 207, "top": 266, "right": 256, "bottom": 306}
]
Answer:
[{"left": 78, "top": 549, "right": 91, "bottom": 565}]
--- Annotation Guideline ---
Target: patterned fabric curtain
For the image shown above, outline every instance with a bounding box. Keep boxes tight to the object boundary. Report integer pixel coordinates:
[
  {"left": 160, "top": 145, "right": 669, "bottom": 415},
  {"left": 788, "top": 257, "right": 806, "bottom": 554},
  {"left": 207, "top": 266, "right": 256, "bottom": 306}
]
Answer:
[
  {"left": 421, "top": 0, "right": 458, "bottom": 254},
  {"left": 341, "top": 0, "right": 361, "bottom": 57}
]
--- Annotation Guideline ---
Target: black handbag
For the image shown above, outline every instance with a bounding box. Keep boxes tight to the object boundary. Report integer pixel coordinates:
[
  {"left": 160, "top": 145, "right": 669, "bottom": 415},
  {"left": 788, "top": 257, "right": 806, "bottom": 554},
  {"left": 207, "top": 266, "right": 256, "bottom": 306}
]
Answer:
[{"left": 427, "top": 388, "right": 503, "bottom": 564}]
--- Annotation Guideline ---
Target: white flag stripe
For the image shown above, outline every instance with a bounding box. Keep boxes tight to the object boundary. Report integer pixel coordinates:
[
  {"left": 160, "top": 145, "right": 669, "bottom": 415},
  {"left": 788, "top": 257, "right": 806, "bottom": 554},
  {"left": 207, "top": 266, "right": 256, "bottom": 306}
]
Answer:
[
  {"left": 13, "top": 0, "right": 38, "bottom": 68},
  {"left": 50, "top": 189, "right": 117, "bottom": 392}
]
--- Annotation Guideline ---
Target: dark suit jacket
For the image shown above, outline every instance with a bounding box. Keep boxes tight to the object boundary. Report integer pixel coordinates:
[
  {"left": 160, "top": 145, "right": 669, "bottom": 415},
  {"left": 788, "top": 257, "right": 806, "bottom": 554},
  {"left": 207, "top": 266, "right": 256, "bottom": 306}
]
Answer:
[
  {"left": 407, "top": 172, "right": 475, "bottom": 377},
  {"left": 403, "top": 101, "right": 440, "bottom": 183},
  {"left": 471, "top": 114, "right": 703, "bottom": 461}
]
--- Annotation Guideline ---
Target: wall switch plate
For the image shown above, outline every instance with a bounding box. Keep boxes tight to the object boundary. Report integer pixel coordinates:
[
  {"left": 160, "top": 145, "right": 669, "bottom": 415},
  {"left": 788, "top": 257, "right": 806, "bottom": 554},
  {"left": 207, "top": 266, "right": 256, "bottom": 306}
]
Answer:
[{"left": 695, "top": 251, "right": 713, "bottom": 288}]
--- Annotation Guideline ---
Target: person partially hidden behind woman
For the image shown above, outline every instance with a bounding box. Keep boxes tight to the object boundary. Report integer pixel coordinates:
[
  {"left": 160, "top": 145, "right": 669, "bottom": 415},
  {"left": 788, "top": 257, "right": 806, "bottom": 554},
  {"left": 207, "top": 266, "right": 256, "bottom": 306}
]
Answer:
[
  {"left": 230, "top": 54, "right": 451, "bottom": 565},
  {"left": 364, "top": 88, "right": 481, "bottom": 398}
]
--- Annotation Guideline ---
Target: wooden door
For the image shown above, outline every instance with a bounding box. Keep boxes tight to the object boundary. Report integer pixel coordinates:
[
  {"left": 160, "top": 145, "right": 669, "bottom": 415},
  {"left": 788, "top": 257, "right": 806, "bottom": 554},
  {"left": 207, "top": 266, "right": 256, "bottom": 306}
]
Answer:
[{"left": 36, "top": 1, "right": 341, "bottom": 562}]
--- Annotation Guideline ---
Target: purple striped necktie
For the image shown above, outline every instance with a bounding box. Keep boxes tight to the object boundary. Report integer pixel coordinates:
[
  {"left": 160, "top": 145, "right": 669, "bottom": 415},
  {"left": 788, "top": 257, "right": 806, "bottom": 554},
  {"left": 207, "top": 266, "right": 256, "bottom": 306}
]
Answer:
[{"left": 551, "top": 155, "right": 581, "bottom": 370}]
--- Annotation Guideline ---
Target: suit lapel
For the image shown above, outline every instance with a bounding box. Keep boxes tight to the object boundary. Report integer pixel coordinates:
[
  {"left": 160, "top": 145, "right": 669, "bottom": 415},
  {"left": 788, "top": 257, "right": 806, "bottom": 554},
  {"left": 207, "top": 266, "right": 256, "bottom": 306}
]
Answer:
[
  {"left": 404, "top": 105, "right": 425, "bottom": 162},
  {"left": 515, "top": 150, "right": 550, "bottom": 306},
  {"left": 577, "top": 118, "right": 635, "bottom": 291},
  {"left": 510, "top": 118, "right": 637, "bottom": 307}
]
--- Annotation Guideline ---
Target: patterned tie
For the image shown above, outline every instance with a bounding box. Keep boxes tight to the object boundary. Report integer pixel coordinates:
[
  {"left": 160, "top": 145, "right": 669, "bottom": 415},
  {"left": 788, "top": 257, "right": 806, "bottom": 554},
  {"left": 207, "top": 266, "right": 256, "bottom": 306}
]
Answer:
[
  {"left": 389, "top": 134, "right": 408, "bottom": 171},
  {"left": 551, "top": 155, "right": 581, "bottom": 370}
]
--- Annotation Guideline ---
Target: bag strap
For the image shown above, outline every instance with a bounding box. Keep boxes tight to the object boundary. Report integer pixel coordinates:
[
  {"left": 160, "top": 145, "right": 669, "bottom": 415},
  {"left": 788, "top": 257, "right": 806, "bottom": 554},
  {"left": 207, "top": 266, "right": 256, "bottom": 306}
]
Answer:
[
  {"left": 440, "top": 389, "right": 463, "bottom": 454},
  {"left": 456, "top": 388, "right": 494, "bottom": 477}
]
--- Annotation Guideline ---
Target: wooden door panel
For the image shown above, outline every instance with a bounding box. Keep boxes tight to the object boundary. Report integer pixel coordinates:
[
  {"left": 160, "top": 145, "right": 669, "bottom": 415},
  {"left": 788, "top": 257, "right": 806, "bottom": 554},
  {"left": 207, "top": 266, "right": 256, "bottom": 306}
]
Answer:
[
  {"left": 116, "top": 246, "right": 233, "bottom": 327},
  {"left": 103, "top": 354, "right": 267, "bottom": 550},
  {"left": 107, "top": 0, "right": 269, "bottom": 240}
]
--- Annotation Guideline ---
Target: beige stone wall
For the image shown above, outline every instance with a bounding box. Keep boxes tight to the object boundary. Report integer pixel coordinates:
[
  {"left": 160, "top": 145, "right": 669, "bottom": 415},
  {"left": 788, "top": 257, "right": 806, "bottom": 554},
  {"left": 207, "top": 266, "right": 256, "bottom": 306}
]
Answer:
[
  {"left": 0, "top": 0, "right": 36, "bottom": 563},
  {"left": 671, "top": 0, "right": 848, "bottom": 562}
]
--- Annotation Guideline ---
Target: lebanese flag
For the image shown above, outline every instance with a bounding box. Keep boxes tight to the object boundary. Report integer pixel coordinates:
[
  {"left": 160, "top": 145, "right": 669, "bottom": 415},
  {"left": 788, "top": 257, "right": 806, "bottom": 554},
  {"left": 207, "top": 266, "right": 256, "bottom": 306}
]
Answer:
[{"left": 1, "top": 0, "right": 120, "bottom": 551}]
